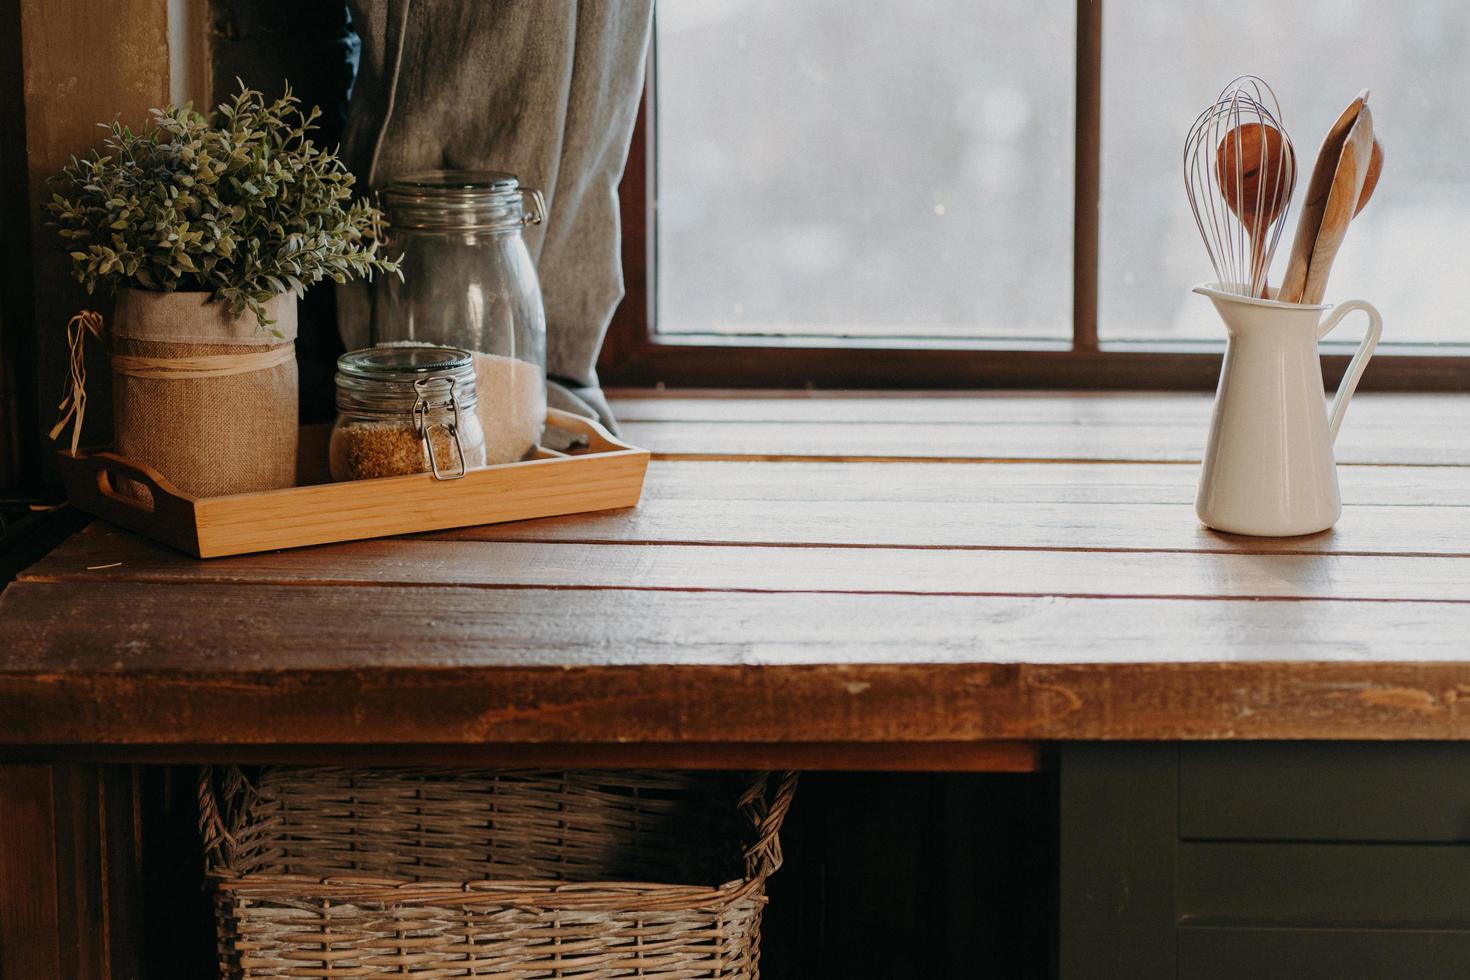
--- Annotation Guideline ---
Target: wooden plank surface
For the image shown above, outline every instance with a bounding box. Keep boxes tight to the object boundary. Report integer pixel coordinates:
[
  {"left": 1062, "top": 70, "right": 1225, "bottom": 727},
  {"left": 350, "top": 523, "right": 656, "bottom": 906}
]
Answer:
[
  {"left": 26, "top": 528, "right": 1470, "bottom": 603},
  {"left": 621, "top": 419, "right": 1470, "bottom": 464},
  {"left": 3, "top": 742, "right": 1043, "bottom": 773},
  {"left": 612, "top": 392, "right": 1470, "bottom": 464},
  {"left": 452, "top": 498, "right": 1470, "bottom": 555},
  {"left": 627, "top": 459, "right": 1470, "bottom": 507},
  {"left": 7, "top": 581, "right": 1470, "bottom": 742},
  {"left": 443, "top": 461, "right": 1470, "bottom": 556},
  {"left": 608, "top": 390, "right": 1460, "bottom": 426},
  {"left": 13, "top": 580, "right": 1470, "bottom": 671},
  {"left": 6, "top": 391, "right": 1470, "bottom": 749}
]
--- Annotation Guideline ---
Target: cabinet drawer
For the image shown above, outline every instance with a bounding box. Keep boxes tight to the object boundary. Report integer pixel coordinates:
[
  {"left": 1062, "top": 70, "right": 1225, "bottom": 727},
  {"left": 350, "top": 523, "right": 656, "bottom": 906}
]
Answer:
[
  {"left": 1180, "top": 926, "right": 1470, "bottom": 980},
  {"left": 1180, "top": 842, "right": 1470, "bottom": 925},
  {"left": 1180, "top": 742, "right": 1470, "bottom": 842}
]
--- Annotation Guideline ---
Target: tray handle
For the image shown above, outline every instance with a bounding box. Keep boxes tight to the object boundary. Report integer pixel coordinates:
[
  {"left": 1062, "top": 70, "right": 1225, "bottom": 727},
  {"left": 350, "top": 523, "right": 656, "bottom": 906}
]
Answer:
[
  {"left": 58, "top": 449, "right": 200, "bottom": 550},
  {"left": 545, "top": 407, "right": 643, "bottom": 456}
]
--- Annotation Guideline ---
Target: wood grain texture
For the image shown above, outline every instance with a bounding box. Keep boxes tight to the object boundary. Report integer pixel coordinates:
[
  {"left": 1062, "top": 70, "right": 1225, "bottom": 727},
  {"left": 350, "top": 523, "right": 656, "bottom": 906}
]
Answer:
[
  {"left": 609, "top": 391, "right": 1459, "bottom": 426},
  {"left": 0, "top": 764, "right": 146, "bottom": 980},
  {"left": 16, "top": 0, "right": 171, "bottom": 475},
  {"left": 635, "top": 457, "right": 1470, "bottom": 507},
  {"left": 449, "top": 498, "right": 1470, "bottom": 555},
  {"left": 6, "top": 582, "right": 1470, "bottom": 743},
  {"left": 441, "top": 490, "right": 1470, "bottom": 560},
  {"left": 1, "top": 742, "right": 1042, "bottom": 773},
  {"left": 10, "top": 392, "right": 1470, "bottom": 752},
  {"left": 1300, "top": 103, "right": 1374, "bottom": 305},
  {"left": 0, "top": 765, "right": 62, "bottom": 979},
  {"left": 610, "top": 392, "right": 1470, "bottom": 464},
  {"left": 620, "top": 417, "right": 1463, "bottom": 464},
  {"left": 14, "top": 580, "right": 1470, "bottom": 671},
  {"left": 28, "top": 529, "right": 1470, "bottom": 603}
]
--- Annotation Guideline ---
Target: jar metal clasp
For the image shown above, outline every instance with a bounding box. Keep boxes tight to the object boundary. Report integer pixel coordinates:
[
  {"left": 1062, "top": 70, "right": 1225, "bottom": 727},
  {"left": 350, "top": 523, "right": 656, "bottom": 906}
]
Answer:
[
  {"left": 412, "top": 376, "right": 469, "bottom": 480},
  {"left": 520, "top": 188, "right": 546, "bottom": 226}
]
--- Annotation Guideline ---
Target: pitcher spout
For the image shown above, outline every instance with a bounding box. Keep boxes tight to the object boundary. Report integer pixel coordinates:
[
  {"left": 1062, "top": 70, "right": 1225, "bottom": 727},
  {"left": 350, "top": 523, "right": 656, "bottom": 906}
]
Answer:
[{"left": 1194, "top": 282, "right": 1329, "bottom": 340}]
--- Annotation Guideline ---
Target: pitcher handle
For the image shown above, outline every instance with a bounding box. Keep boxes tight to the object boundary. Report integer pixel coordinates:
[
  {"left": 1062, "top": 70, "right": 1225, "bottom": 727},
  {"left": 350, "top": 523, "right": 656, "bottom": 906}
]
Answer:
[{"left": 1316, "top": 299, "right": 1382, "bottom": 443}]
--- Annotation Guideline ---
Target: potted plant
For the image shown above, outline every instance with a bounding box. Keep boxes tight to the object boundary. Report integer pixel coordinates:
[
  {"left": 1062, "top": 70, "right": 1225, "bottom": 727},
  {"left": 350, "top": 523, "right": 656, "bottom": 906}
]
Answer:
[{"left": 46, "top": 83, "right": 398, "bottom": 496}]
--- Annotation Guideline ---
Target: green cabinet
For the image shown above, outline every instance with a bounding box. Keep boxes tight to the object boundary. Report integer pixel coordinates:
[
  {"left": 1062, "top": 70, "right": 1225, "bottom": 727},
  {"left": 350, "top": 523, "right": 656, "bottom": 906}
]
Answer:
[{"left": 1061, "top": 743, "right": 1470, "bottom": 979}]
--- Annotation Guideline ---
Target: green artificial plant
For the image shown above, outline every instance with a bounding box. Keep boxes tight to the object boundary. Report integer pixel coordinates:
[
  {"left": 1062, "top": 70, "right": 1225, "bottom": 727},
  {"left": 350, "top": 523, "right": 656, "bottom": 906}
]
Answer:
[{"left": 47, "top": 82, "right": 398, "bottom": 334}]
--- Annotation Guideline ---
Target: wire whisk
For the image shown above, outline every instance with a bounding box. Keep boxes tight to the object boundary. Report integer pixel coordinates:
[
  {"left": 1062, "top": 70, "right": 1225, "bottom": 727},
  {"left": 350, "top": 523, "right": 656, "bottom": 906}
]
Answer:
[{"left": 1184, "top": 76, "right": 1296, "bottom": 298}]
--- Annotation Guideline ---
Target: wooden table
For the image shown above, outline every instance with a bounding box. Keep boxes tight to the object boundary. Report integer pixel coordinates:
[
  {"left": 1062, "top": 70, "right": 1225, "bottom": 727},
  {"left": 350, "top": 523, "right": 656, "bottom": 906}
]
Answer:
[{"left": 6, "top": 390, "right": 1470, "bottom": 978}]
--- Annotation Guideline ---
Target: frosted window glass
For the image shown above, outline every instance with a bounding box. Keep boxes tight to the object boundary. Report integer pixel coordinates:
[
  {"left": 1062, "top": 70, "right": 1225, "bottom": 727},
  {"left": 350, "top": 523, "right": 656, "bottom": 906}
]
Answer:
[
  {"left": 1101, "top": 1, "right": 1469, "bottom": 343},
  {"left": 656, "top": 1, "right": 1075, "bottom": 340}
]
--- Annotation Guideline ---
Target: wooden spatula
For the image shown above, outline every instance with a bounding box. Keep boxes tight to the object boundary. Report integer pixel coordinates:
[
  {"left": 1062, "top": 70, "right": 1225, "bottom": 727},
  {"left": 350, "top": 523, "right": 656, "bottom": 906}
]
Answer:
[
  {"left": 1278, "top": 91, "right": 1370, "bottom": 303},
  {"left": 1299, "top": 104, "right": 1373, "bottom": 304}
]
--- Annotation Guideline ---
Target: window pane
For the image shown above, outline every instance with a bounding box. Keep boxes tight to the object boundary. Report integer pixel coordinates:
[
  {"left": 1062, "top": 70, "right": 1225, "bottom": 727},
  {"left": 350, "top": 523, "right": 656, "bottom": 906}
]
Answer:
[
  {"left": 656, "top": 1, "right": 1075, "bottom": 340},
  {"left": 1102, "top": 2, "right": 1468, "bottom": 343}
]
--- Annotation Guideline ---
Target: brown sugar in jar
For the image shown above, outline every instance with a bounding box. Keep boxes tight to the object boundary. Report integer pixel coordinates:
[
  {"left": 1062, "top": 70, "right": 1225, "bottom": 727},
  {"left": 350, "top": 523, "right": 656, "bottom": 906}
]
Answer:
[{"left": 329, "top": 345, "right": 487, "bottom": 482}]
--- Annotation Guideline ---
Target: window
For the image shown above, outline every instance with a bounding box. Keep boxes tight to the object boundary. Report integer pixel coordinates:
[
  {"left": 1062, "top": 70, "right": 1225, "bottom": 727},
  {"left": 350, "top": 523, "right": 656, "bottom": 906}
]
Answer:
[
  {"left": 600, "top": 0, "right": 1470, "bottom": 390},
  {"left": 656, "top": 1, "right": 1074, "bottom": 343}
]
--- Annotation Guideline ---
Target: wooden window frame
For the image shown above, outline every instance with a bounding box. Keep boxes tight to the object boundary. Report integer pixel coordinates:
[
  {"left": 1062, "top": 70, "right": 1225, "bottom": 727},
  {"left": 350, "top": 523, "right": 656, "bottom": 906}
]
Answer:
[{"left": 599, "top": 0, "right": 1470, "bottom": 391}]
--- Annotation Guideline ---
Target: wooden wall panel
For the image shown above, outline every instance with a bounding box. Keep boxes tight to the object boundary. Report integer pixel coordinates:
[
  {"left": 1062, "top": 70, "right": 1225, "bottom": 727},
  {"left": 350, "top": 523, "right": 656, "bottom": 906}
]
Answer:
[
  {"left": 11, "top": 0, "right": 171, "bottom": 483},
  {"left": 0, "top": 765, "right": 63, "bottom": 978},
  {"left": 0, "top": 763, "right": 150, "bottom": 980},
  {"left": 0, "top": 0, "right": 34, "bottom": 490}
]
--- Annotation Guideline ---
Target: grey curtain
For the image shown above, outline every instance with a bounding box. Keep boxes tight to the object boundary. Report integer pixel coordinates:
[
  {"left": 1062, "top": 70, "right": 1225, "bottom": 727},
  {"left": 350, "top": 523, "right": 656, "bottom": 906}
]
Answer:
[{"left": 340, "top": 0, "right": 654, "bottom": 426}]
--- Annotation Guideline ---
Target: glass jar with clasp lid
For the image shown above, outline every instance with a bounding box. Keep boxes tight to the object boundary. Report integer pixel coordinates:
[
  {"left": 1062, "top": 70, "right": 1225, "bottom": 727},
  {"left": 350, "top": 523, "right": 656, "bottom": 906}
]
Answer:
[
  {"left": 372, "top": 170, "right": 548, "bottom": 465},
  {"left": 329, "top": 346, "right": 487, "bottom": 482}
]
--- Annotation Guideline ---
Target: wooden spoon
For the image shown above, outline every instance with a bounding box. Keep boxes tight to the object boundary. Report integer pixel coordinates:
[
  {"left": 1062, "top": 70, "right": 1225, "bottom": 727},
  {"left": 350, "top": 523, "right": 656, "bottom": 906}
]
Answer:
[
  {"left": 1300, "top": 103, "right": 1374, "bottom": 304},
  {"left": 1354, "top": 138, "right": 1384, "bottom": 216},
  {"left": 1279, "top": 90, "right": 1370, "bottom": 303},
  {"left": 1215, "top": 122, "right": 1295, "bottom": 296}
]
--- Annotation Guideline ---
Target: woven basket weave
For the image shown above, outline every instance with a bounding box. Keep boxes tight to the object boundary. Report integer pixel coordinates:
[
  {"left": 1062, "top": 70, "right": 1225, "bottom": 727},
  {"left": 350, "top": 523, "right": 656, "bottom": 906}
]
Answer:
[{"left": 199, "top": 767, "right": 796, "bottom": 978}]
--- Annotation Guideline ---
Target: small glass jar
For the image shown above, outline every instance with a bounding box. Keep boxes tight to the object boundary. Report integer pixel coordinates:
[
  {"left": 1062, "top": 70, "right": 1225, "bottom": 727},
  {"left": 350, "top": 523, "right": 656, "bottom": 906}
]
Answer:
[
  {"left": 372, "top": 170, "right": 548, "bottom": 465},
  {"left": 329, "top": 346, "right": 487, "bottom": 482}
]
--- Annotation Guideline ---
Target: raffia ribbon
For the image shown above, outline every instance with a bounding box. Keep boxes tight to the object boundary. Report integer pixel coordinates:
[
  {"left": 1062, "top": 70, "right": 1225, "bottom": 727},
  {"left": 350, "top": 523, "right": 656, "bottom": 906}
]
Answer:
[
  {"left": 111, "top": 345, "right": 294, "bottom": 379},
  {"left": 49, "top": 310, "right": 105, "bottom": 455},
  {"left": 50, "top": 311, "right": 294, "bottom": 454}
]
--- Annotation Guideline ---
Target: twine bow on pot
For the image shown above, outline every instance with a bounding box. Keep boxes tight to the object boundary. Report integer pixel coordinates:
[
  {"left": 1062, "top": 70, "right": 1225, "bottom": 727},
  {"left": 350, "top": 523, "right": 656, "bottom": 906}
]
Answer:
[{"left": 49, "top": 310, "right": 105, "bottom": 455}]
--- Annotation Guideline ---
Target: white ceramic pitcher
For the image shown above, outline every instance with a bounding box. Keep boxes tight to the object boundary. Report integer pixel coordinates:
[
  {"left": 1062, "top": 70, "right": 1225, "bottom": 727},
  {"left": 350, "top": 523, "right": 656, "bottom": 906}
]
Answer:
[{"left": 1194, "top": 283, "right": 1382, "bottom": 537}]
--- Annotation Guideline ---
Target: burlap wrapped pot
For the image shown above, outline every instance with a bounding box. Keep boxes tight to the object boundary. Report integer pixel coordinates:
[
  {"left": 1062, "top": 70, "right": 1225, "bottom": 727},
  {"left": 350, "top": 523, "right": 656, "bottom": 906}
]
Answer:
[{"left": 111, "top": 289, "right": 298, "bottom": 497}]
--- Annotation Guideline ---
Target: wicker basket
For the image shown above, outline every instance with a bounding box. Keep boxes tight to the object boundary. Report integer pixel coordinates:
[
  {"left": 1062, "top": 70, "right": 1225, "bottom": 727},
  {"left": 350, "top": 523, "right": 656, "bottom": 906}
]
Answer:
[{"left": 199, "top": 767, "right": 797, "bottom": 978}]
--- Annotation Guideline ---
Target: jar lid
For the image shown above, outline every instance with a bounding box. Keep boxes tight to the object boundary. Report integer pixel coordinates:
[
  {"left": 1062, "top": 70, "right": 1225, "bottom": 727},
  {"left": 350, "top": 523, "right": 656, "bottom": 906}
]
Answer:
[
  {"left": 338, "top": 344, "right": 474, "bottom": 380},
  {"left": 336, "top": 345, "right": 478, "bottom": 414},
  {"left": 389, "top": 170, "right": 520, "bottom": 194},
  {"left": 381, "top": 169, "right": 544, "bottom": 230}
]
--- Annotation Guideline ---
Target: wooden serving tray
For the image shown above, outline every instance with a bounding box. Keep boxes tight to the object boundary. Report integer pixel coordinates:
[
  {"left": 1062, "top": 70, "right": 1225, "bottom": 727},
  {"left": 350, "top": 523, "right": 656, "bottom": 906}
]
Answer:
[{"left": 57, "top": 408, "right": 648, "bottom": 558}]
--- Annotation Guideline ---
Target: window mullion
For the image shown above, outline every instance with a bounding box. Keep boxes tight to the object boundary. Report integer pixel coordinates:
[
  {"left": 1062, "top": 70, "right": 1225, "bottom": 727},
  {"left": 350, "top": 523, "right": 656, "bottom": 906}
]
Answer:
[{"left": 1073, "top": 0, "right": 1103, "bottom": 352}]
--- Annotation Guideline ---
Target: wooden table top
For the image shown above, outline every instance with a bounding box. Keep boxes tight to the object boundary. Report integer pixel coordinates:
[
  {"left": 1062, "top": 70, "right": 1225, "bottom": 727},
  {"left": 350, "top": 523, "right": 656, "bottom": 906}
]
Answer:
[{"left": 4, "top": 390, "right": 1470, "bottom": 766}]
